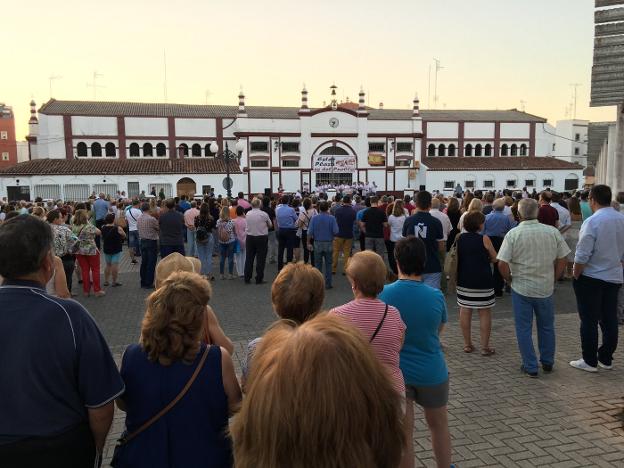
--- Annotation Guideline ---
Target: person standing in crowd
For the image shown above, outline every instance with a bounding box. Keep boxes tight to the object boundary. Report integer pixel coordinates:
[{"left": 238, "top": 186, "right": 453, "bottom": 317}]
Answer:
[
  {"left": 0, "top": 215, "right": 123, "bottom": 468},
  {"left": 232, "top": 314, "right": 405, "bottom": 468},
  {"left": 331, "top": 251, "right": 406, "bottom": 396},
  {"left": 233, "top": 206, "right": 247, "bottom": 278},
  {"left": 379, "top": 237, "right": 453, "bottom": 468},
  {"left": 458, "top": 198, "right": 482, "bottom": 233},
  {"left": 261, "top": 196, "right": 277, "bottom": 264},
  {"left": 497, "top": 199, "right": 569, "bottom": 377},
  {"left": 361, "top": 196, "right": 388, "bottom": 260},
  {"left": 244, "top": 198, "right": 272, "bottom": 285},
  {"left": 47, "top": 209, "right": 76, "bottom": 295},
  {"left": 551, "top": 193, "right": 571, "bottom": 278},
  {"left": 403, "top": 191, "right": 445, "bottom": 289},
  {"left": 115, "top": 271, "right": 241, "bottom": 468},
  {"left": 445, "top": 197, "right": 461, "bottom": 250},
  {"left": 184, "top": 201, "right": 200, "bottom": 258},
  {"left": 195, "top": 203, "right": 216, "bottom": 281},
  {"left": 570, "top": 184, "right": 624, "bottom": 372},
  {"left": 137, "top": 202, "right": 159, "bottom": 290},
  {"left": 158, "top": 188, "right": 166, "bottom": 200},
  {"left": 297, "top": 197, "right": 317, "bottom": 266},
  {"left": 72, "top": 208, "right": 105, "bottom": 297},
  {"left": 430, "top": 198, "right": 452, "bottom": 290},
  {"left": 216, "top": 206, "right": 237, "bottom": 280},
  {"left": 481, "top": 193, "right": 495, "bottom": 215},
  {"left": 537, "top": 191, "right": 559, "bottom": 228},
  {"left": 565, "top": 196, "right": 583, "bottom": 280},
  {"left": 275, "top": 196, "right": 298, "bottom": 271},
  {"left": 580, "top": 191, "right": 593, "bottom": 220},
  {"left": 93, "top": 193, "right": 109, "bottom": 249},
  {"left": 356, "top": 197, "right": 370, "bottom": 252},
  {"left": 307, "top": 200, "right": 339, "bottom": 289},
  {"left": 332, "top": 195, "right": 356, "bottom": 275},
  {"left": 236, "top": 191, "right": 251, "bottom": 211},
  {"left": 125, "top": 199, "right": 142, "bottom": 264},
  {"left": 159, "top": 199, "right": 185, "bottom": 258},
  {"left": 387, "top": 199, "right": 407, "bottom": 275},
  {"left": 457, "top": 211, "right": 499, "bottom": 355},
  {"left": 178, "top": 194, "right": 191, "bottom": 212},
  {"left": 101, "top": 213, "right": 126, "bottom": 287},
  {"left": 483, "top": 198, "right": 515, "bottom": 296}
]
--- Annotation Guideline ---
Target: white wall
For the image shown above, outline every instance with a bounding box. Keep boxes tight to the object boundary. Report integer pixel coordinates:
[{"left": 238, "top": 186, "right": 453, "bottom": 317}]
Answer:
[
  {"left": 426, "top": 122, "right": 458, "bottom": 138},
  {"left": 250, "top": 170, "right": 271, "bottom": 194},
  {"left": 124, "top": 117, "right": 168, "bottom": 136},
  {"left": 281, "top": 171, "right": 300, "bottom": 192},
  {"left": 16, "top": 141, "right": 29, "bottom": 162},
  {"left": 175, "top": 118, "right": 216, "bottom": 137},
  {"left": 500, "top": 123, "right": 530, "bottom": 139},
  {"left": 464, "top": 122, "right": 495, "bottom": 138},
  {"left": 71, "top": 116, "right": 118, "bottom": 136},
  {"left": 37, "top": 115, "right": 66, "bottom": 158}
]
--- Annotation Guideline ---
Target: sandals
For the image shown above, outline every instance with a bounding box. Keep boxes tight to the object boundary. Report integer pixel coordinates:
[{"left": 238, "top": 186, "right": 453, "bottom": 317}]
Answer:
[
  {"left": 481, "top": 347, "right": 496, "bottom": 356},
  {"left": 463, "top": 344, "right": 475, "bottom": 353}
]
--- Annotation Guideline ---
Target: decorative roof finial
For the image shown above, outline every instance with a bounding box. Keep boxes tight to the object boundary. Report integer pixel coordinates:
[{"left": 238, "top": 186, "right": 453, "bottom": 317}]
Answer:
[
  {"left": 237, "top": 87, "right": 247, "bottom": 118},
  {"left": 412, "top": 93, "right": 420, "bottom": 118},
  {"left": 330, "top": 83, "right": 338, "bottom": 110}
]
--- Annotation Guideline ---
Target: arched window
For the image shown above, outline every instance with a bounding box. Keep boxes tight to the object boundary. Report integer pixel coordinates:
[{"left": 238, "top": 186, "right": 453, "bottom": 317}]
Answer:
[
  {"left": 484, "top": 144, "right": 492, "bottom": 156},
  {"left": 192, "top": 144, "right": 202, "bottom": 157},
  {"left": 143, "top": 143, "right": 153, "bottom": 157},
  {"left": 205, "top": 144, "right": 216, "bottom": 157},
  {"left": 179, "top": 143, "right": 189, "bottom": 157},
  {"left": 105, "top": 142, "right": 116, "bottom": 157},
  {"left": 448, "top": 144, "right": 456, "bottom": 157},
  {"left": 156, "top": 143, "right": 167, "bottom": 157},
  {"left": 511, "top": 144, "right": 518, "bottom": 156},
  {"left": 427, "top": 144, "right": 436, "bottom": 157},
  {"left": 520, "top": 144, "right": 527, "bottom": 156},
  {"left": 501, "top": 144, "right": 508, "bottom": 156},
  {"left": 320, "top": 146, "right": 349, "bottom": 155},
  {"left": 438, "top": 144, "right": 446, "bottom": 156},
  {"left": 475, "top": 144, "right": 483, "bottom": 157},
  {"left": 91, "top": 142, "right": 102, "bottom": 157},
  {"left": 129, "top": 143, "right": 140, "bottom": 157},
  {"left": 77, "top": 142, "right": 88, "bottom": 157},
  {"left": 465, "top": 144, "right": 473, "bottom": 157}
]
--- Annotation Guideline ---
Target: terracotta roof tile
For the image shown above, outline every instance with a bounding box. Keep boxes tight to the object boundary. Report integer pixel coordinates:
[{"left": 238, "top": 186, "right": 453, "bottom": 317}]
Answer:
[
  {"left": 422, "top": 157, "right": 583, "bottom": 171},
  {"left": 0, "top": 158, "right": 241, "bottom": 176},
  {"left": 39, "top": 99, "right": 547, "bottom": 122}
]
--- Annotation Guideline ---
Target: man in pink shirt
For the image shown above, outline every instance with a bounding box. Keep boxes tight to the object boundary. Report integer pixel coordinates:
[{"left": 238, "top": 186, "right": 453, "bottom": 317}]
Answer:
[
  {"left": 183, "top": 201, "right": 201, "bottom": 257},
  {"left": 236, "top": 192, "right": 252, "bottom": 211}
]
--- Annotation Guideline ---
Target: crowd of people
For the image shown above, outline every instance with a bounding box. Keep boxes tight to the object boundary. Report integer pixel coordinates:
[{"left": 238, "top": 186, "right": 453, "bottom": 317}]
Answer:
[{"left": 0, "top": 182, "right": 623, "bottom": 468}]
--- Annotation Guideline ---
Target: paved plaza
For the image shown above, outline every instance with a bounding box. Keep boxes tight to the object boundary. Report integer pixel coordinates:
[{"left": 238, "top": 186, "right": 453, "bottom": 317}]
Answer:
[{"left": 79, "top": 251, "right": 624, "bottom": 468}]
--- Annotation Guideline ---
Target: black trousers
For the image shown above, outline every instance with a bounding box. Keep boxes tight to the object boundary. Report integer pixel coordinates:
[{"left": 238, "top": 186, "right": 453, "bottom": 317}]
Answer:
[
  {"left": 0, "top": 423, "right": 97, "bottom": 468},
  {"left": 489, "top": 236, "right": 505, "bottom": 294},
  {"left": 245, "top": 235, "right": 268, "bottom": 283},
  {"left": 386, "top": 240, "right": 397, "bottom": 274},
  {"left": 301, "top": 230, "right": 314, "bottom": 266},
  {"left": 95, "top": 219, "right": 105, "bottom": 249},
  {"left": 277, "top": 229, "right": 297, "bottom": 271},
  {"left": 573, "top": 275, "right": 620, "bottom": 367},
  {"left": 60, "top": 254, "right": 76, "bottom": 293}
]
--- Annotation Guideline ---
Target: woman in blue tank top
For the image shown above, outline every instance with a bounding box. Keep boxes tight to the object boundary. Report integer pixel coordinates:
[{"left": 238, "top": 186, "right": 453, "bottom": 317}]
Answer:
[{"left": 114, "top": 271, "right": 241, "bottom": 468}]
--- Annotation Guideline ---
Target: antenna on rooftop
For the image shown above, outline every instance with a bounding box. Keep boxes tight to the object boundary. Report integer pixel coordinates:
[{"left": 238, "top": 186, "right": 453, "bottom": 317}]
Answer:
[
  {"left": 520, "top": 100, "right": 527, "bottom": 112},
  {"left": 205, "top": 89, "right": 212, "bottom": 104},
  {"left": 48, "top": 75, "right": 62, "bottom": 99},
  {"left": 86, "top": 71, "right": 105, "bottom": 100},
  {"left": 569, "top": 83, "right": 581, "bottom": 119},
  {"left": 433, "top": 58, "right": 444, "bottom": 109}
]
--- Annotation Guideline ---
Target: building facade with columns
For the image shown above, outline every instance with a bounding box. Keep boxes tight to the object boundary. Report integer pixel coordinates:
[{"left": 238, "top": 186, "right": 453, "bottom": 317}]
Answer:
[{"left": 0, "top": 88, "right": 584, "bottom": 201}]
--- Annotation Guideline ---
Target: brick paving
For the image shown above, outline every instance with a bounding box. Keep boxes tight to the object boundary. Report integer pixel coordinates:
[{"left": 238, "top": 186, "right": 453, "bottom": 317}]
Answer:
[{"left": 76, "top": 249, "right": 624, "bottom": 467}]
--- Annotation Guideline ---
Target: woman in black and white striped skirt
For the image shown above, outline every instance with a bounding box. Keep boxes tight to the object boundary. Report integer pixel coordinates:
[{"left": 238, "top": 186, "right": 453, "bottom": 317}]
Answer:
[{"left": 456, "top": 210, "right": 499, "bottom": 356}]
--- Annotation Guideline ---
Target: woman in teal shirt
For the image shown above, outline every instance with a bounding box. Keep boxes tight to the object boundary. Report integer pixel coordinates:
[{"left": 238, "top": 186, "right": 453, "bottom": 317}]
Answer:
[{"left": 379, "top": 236, "right": 453, "bottom": 468}]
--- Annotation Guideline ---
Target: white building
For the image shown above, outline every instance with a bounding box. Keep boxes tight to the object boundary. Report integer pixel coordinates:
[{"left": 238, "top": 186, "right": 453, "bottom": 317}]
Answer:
[
  {"left": 553, "top": 119, "right": 589, "bottom": 167},
  {"left": 0, "top": 88, "right": 584, "bottom": 201}
]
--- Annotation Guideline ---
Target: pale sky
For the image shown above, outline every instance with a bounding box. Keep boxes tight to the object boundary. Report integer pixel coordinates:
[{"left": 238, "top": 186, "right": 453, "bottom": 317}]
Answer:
[{"left": 2, "top": 0, "right": 616, "bottom": 140}]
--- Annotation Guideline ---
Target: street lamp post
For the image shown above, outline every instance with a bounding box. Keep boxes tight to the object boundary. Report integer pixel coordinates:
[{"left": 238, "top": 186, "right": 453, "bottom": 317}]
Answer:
[{"left": 210, "top": 140, "right": 245, "bottom": 198}]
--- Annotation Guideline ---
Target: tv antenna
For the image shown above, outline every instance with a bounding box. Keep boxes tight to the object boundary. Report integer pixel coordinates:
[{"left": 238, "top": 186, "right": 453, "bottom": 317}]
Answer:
[
  {"left": 433, "top": 58, "right": 444, "bottom": 109},
  {"left": 520, "top": 100, "right": 527, "bottom": 112},
  {"left": 569, "top": 83, "right": 581, "bottom": 119},
  {"left": 87, "top": 71, "right": 105, "bottom": 100},
  {"left": 48, "top": 75, "right": 62, "bottom": 98}
]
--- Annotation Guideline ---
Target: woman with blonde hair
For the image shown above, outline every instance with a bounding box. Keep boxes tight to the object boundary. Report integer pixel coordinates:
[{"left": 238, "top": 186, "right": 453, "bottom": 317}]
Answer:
[
  {"left": 460, "top": 191, "right": 474, "bottom": 213},
  {"left": 458, "top": 198, "right": 483, "bottom": 232},
  {"left": 231, "top": 314, "right": 405, "bottom": 468},
  {"left": 115, "top": 271, "right": 241, "bottom": 468},
  {"left": 71, "top": 208, "right": 104, "bottom": 297},
  {"left": 32, "top": 206, "right": 47, "bottom": 219},
  {"left": 216, "top": 206, "right": 236, "bottom": 279}
]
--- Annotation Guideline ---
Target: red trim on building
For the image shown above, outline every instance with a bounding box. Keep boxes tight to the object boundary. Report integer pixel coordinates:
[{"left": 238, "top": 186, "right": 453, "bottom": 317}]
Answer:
[
  {"left": 494, "top": 122, "right": 501, "bottom": 157},
  {"left": 458, "top": 122, "right": 465, "bottom": 158},
  {"left": 167, "top": 117, "right": 176, "bottom": 159},
  {"left": 529, "top": 122, "right": 536, "bottom": 157},
  {"left": 117, "top": 117, "right": 126, "bottom": 159},
  {"left": 216, "top": 117, "right": 224, "bottom": 158},
  {"left": 421, "top": 122, "right": 427, "bottom": 162},
  {"left": 63, "top": 116, "right": 73, "bottom": 159}
]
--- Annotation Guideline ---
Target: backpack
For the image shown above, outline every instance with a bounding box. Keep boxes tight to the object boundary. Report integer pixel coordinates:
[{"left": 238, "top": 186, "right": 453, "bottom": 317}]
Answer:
[
  {"left": 196, "top": 226, "right": 209, "bottom": 244},
  {"left": 218, "top": 221, "right": 230, "bottom": 243}
]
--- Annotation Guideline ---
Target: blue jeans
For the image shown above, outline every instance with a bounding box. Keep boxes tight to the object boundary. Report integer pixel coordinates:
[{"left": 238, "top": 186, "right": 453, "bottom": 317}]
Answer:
[
  {"left": 511, "top": 290, "right": 555, "bottom": 373},
  {"left": 186, "top": 229, "right": 197, "bottom": 257},
  {"left": 128, "top": 230, "right": 140, "bottom": 256},
  {"left": 422, "top": 272, "right": 442, "bottom": 290},
  {"left": 314, "top": 241, "right": 333, "bottom": 287},
  {"left": 139, "top": 239, "right": 158, "bottom": 288},
  {"left": 219, "top": 242, "right": 235, "bottom": 275},
  {"left": 196, "top": 234, "right": 215, "bottom": 277}
]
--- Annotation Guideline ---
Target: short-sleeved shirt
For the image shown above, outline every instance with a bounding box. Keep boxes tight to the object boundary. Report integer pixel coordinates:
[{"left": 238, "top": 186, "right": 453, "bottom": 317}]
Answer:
[
  {"left": 497, "top": 219, "right": 570, "bottom": 298},
  {"left": 334, "top": 205, "right": 356, "bottom": 239},
  {"left": 538, "top": 204, "right": 559, "bottom": 227},
  {"left": 0, "top": 280, "right": 124, "bottom": 444},
  {"left": 331, "top": 299, "right": 406, "bottom": 395},
  {"left": 361, "top": 206, "right": 387, "bottom": 238},
  {"left": 402, "top": 212, "right": 444, "bottom": 273},
  {"left": 126, "top": 207, "right": 142, "bottom": 231},
  {"left": 159, "top": 210, "right": 185, "bottom": 246},
  {"left": 94, "top": 198, "right": 110, "bottom": 221},
  {"left": 72, "top": 223, "right": 98, "bottom": 256},
  {"left": 379, "top": 279, "right": 448, "bottom": 387}
]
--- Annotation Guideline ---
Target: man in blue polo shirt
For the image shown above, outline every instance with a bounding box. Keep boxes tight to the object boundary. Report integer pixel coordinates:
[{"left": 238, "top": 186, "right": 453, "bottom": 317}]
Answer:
[
  {"left": 0, "top": 215, "right": 124, "bottom": 468},
  {"left": 308, "top": 200, "right": 339, "bottom": 289},
  {"left": 275, "top": 195, "right": 299, "bottom": 271},
  {"left": 93, "top": 193, "right": 110, "bottom": 249}
]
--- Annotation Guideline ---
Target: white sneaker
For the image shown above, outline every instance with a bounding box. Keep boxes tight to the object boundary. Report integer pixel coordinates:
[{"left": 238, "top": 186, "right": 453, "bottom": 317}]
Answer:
[
  {"left": 598, "top": 361, "right": 613, "bottom": 370},
  {"left": 569, "top": 359, "right": 598, "bottom": 373}
]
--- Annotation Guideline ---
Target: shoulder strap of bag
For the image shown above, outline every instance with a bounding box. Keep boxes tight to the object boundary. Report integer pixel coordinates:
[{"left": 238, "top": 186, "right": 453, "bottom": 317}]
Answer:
[
  {"left": 370, "top": 304, "right": 389, "bottom": 343},
  {"left": 119, "top": 345, "right": 210, "bottom": 445}
]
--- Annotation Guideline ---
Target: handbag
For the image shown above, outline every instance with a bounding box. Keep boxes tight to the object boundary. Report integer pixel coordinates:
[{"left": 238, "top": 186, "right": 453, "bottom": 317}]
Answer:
[
  {"left": 444, "top": 233, "right": 461, "bottom": 294},
  {"left": 110, "top": 345, "right": 210, "bottom": 467},
  {"left": 369, "top": 304, "right": 388, "bottom": 343},
  {"left": 70, "top": 226, "right": 86, "bottom": 255}
]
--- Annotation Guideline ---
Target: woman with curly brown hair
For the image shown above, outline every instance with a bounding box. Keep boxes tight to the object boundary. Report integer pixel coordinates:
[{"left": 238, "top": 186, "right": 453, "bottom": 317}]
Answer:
[
  {"left": 231, "top": 314, "right": 405, "bottom": 468},
  {"left": 115, "top": 271, "right": 241, "bottom": 468}
]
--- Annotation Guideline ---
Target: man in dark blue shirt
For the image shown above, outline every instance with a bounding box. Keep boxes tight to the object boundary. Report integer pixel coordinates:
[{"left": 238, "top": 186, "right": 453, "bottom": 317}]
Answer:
[
  {"left": 402, "top": 190, "right": 445, "bottom": 289},
  {"left": 308, "top": 201, "right": 339, "bottom": 289},
  {"left": 332, "top": 195, "right": 356, "bottom": 275},
  {"left": 0, "top": 215, "right": 124, "bottom": 468}
]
